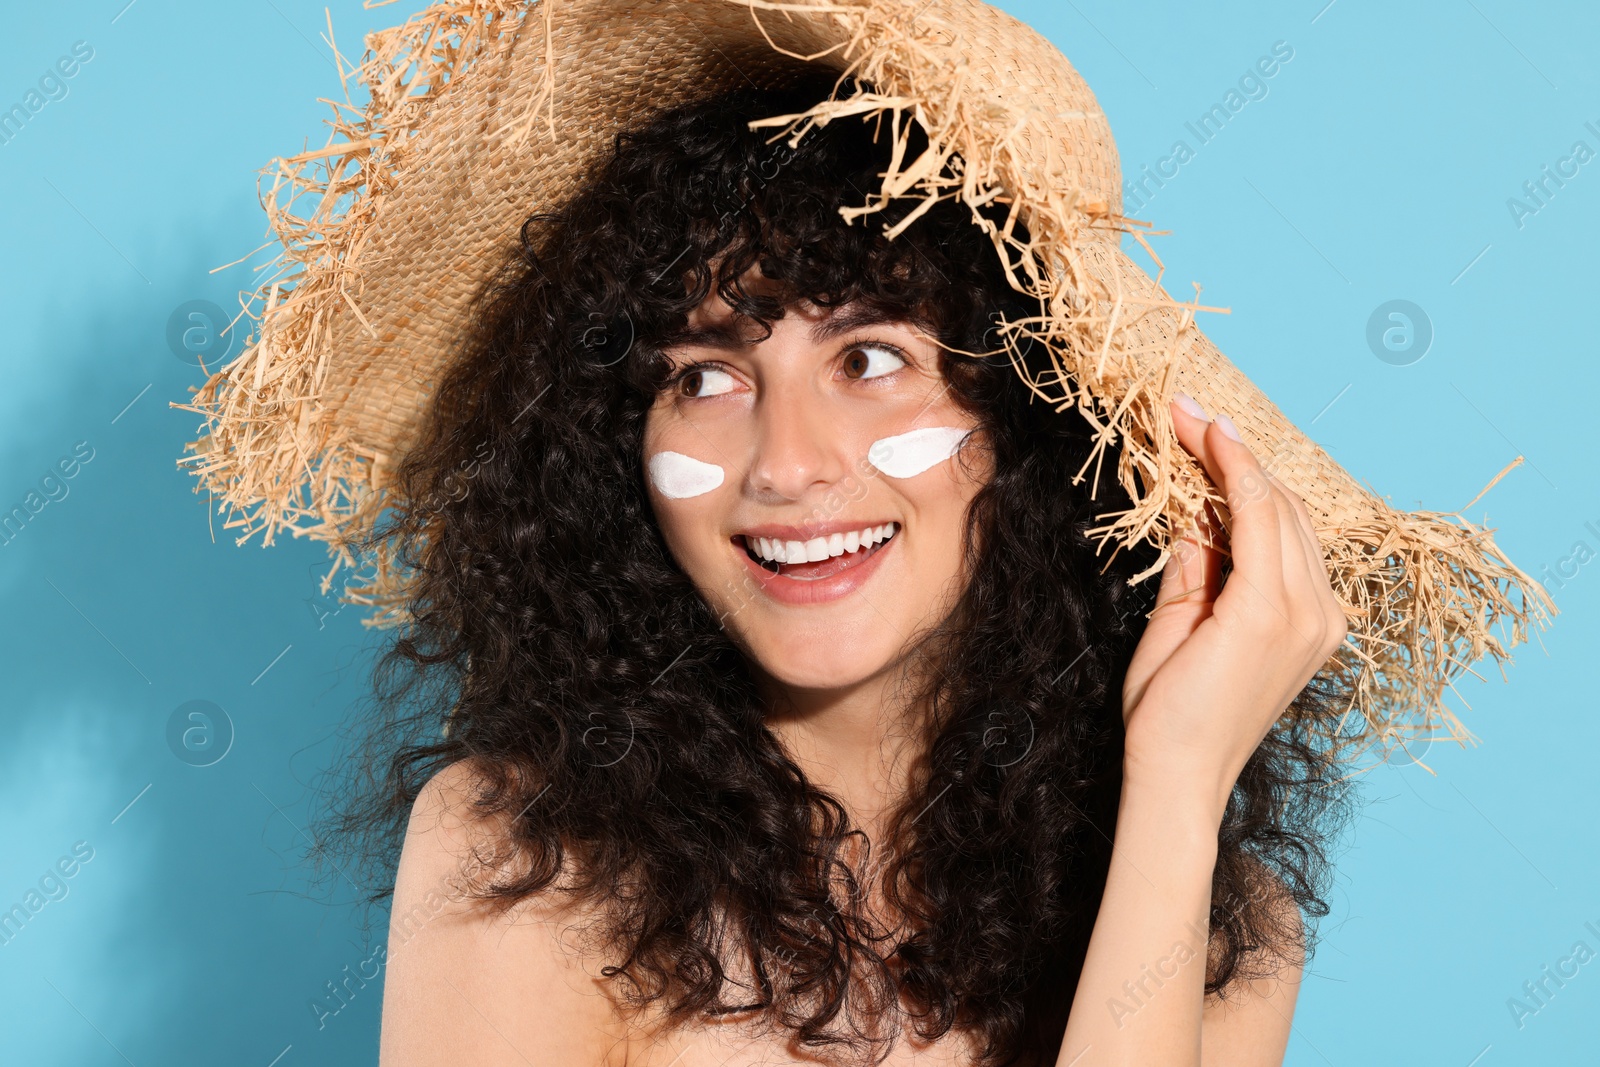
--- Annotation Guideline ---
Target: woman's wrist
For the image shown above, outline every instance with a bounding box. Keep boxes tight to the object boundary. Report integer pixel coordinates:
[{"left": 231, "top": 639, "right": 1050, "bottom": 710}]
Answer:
[{"left": 1120, "top": 744, "right": 1234, "bottom": 837}]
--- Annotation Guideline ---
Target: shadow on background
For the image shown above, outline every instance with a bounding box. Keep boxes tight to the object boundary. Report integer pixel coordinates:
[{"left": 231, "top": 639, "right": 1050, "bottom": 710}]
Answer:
[{"left": 0, "top": 226, "right": 391, "bottom": 1062}]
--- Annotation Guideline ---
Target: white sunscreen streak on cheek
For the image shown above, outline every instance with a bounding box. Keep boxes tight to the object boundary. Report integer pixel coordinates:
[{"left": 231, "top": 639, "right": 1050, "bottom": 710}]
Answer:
[
  {"left": 867, "top": 427, "right": 971, "bottom": 479},
  {"left": 648, "top": 451, "right": 725, "bottom": 499}
]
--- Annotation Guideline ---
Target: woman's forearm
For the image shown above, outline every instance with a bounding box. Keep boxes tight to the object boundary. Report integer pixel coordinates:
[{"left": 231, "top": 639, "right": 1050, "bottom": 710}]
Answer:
[
  {"left": 1050, "top": 402, "right": 1340, "bottom": 1065},
  {"left": 1057, "top": 769, "right": 1222, "bottom": 1066}
]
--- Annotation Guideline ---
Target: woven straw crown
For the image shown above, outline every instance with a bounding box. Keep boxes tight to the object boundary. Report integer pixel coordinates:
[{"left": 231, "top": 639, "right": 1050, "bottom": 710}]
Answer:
[{"left": 173, "top": 0, "right": 1555, "bottom": 762}]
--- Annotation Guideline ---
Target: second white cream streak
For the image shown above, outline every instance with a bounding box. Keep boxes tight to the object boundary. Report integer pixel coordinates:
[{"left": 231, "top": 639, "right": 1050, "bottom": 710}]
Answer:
[
  {"left": 867, "top": 426, "right": 971, "bottom": 479},
  {"left": 648, "top": 451, "right": 725, "bottom": 499}
]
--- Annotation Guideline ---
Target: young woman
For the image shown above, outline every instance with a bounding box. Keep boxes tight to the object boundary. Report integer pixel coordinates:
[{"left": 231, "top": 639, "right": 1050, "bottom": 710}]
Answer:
[{"left": 348, "top": 72, "right": 1351, "bottom": 1067}]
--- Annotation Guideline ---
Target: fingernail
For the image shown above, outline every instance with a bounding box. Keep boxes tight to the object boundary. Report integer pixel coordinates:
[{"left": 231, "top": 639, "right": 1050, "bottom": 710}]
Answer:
[
  {"left": 1173, "top": 391, "right": 1208, "bottom": 420},
  {"left": 1214, "top": 412, "right": 1243, "bottom": 442}
]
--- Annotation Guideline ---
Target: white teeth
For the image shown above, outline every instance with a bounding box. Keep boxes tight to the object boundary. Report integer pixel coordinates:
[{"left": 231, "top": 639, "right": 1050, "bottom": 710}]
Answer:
[{"left": 747, "top": 522, "right": 898, "bottom": 564}]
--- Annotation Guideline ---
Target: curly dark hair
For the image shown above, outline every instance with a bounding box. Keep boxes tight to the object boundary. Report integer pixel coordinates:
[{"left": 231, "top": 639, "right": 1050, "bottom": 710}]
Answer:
[{"left": 323, "top": 69, "right": 1353, "bottom": 1067}]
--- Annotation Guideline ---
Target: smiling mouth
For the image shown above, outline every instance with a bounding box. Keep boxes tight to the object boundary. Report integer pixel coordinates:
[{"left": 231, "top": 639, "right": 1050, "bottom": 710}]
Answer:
[{"left": 737, "top": 523, "right": 900, "bottom": 581}]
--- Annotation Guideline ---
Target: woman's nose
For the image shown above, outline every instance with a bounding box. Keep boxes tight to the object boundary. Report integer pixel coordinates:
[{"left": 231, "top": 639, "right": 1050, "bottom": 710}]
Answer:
[{"left": 746, "top": 386, "right": 847, "bottom": 502}]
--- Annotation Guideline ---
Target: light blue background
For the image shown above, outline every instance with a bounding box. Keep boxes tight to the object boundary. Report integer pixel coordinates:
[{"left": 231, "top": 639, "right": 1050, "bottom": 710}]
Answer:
[{"left": 0, "top": 2, "right": 1593, "bottom": 1064}]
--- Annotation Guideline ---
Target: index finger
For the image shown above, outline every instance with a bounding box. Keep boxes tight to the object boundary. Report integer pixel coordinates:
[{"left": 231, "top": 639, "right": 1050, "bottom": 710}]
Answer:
[
  {"left": 1169, "top": 397, "right": 1276, "bottom": 518},
  {"left": 1169, "top": 398, "right": 1283, "bottom": 591}
]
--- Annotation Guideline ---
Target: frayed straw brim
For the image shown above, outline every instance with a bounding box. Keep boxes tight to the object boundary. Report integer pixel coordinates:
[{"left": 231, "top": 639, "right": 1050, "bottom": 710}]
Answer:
[{"left": 171, "top": 0, "right": 1554, "bottom": 765}]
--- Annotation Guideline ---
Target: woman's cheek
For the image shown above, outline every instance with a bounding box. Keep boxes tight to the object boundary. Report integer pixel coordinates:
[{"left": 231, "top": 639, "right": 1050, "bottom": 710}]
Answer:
[
  {"left": 647, "top": 450, "right": 725, "bottom": 499},
  {"left": 866, "top": 426, "right": 972, "bottom": 479},
  {"left": 644, "top": 448, "right": 733, "bottom": 588}
]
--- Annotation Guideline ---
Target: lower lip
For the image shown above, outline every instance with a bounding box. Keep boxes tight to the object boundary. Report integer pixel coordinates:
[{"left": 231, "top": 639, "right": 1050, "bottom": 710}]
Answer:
[{"left": 736, "top": 535, "right": 897, "bottom": 606}]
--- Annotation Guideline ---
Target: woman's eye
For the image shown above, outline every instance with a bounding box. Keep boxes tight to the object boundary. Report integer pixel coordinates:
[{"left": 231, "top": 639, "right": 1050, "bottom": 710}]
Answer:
[
  {"left": 677, "top": 366, "right": 737, "bottom": 398},
  {"left": 841, "top": 343, "right": 907, "bottom": 380}
]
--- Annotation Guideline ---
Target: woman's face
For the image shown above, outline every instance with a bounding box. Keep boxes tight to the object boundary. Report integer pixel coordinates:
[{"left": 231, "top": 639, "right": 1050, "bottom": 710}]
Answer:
[{"left": 642, "top": 269, "right": 992, "bottom": 694}]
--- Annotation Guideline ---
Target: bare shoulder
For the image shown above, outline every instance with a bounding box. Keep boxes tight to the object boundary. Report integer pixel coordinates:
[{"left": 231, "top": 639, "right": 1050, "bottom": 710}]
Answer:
[
  {"left": 380, "top": 759, "right": 626, "bottom": 1067},
  {"left": 1200, "top": 865, "right": 1306, "bottom": 1067}
]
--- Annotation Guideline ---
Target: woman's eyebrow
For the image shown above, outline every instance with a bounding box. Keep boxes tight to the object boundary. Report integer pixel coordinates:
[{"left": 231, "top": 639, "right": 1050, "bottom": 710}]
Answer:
[
  {"left": 663, "top": 319, "right": 754, "bottom": 352},
  {"left": 665, "top": 303, "right": 926, "bottom": 352},
  {"left": 808, "top": 303, "right": 914, "bottom": 342}
]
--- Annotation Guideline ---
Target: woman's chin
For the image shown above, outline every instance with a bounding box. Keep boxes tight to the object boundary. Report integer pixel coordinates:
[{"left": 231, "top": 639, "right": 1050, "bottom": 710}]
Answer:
[{"left": 743, "top": 639, "right": 904, "bottom": 695}]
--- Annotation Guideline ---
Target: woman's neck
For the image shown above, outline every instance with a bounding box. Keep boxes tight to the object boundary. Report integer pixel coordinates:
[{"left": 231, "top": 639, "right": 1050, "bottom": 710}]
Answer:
[{"left": 760, "top": 661, "right": 926, "bottom": 842}]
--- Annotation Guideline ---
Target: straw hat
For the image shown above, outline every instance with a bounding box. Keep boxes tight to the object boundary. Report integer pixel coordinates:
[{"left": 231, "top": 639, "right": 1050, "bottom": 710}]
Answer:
[{"left": 172, "top": 0, "right": 1553, "bottom": 761}]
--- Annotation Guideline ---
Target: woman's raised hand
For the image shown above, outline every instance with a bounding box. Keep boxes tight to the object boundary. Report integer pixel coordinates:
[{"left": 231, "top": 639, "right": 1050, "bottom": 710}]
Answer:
[{"left": 1117, "top": 394, "right": 1348, "bottom": 824}]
